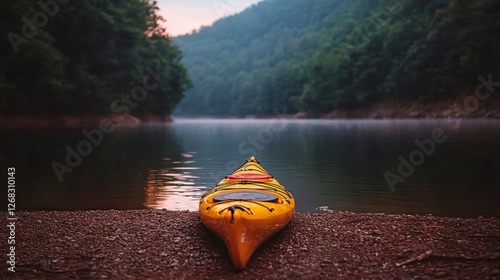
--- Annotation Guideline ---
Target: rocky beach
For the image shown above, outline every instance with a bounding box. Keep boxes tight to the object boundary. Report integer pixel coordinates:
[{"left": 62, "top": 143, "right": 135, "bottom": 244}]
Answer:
[{"left": 2, "top": 210, "right": 499, "bottom": 279}]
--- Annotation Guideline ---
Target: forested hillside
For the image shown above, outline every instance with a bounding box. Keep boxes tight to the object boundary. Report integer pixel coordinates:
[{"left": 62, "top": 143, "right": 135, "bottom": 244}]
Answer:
[
  {"left": 174, "top": 0, "right": 500, "bottom": 117},
  {"left": 1, "top": 0, "right": 190, "bottom": 116}
]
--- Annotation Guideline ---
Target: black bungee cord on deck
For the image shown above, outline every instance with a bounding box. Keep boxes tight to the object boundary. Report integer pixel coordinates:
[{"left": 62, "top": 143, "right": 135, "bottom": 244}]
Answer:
[{"left": 201, "top": 180, "right": 292, "bottom": 201}]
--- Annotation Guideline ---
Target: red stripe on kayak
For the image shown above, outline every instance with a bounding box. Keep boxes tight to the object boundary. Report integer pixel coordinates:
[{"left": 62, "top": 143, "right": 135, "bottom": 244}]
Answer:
[{"left": 227, "top": 173, "right": 272, "bottom": 179}]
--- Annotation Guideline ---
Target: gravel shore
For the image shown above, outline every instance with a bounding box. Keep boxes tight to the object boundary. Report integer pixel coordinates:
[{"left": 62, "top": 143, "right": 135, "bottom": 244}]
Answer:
[{"left": 3, "top": 210, "right": 499, "bottom": 279}]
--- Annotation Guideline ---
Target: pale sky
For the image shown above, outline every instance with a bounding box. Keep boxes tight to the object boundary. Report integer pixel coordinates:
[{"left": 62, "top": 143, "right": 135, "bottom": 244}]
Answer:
[{"left": 156, "top": 0, "right": 264, "bottom": 36}]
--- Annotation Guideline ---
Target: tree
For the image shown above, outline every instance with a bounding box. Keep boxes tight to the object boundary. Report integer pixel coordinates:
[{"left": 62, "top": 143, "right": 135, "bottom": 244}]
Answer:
[
  {"left": 0, "top": 0, "right": 190, "bottom": 116},
  {"left": 173, "top": 0, "right": 500, "bottom": 116}
]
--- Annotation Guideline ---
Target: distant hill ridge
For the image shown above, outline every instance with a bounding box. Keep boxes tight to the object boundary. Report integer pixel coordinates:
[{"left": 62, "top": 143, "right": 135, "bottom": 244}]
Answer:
[{"left": 173, "top": 0, "right": 500, "bottom": 117}]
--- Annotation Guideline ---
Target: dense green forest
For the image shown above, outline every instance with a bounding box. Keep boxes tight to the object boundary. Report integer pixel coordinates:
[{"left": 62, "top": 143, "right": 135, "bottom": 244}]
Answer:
[
  {"left": 174, "top": 0, "right": 500, "bottom": 116},
  {"left": 0, "top": 0, "right": 190, "bottom": 116}
]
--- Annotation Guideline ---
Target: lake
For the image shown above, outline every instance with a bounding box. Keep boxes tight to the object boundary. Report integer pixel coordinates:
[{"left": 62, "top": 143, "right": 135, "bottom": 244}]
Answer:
[{"left": 1, "top": 119, "right": 499, "bottom": 217}]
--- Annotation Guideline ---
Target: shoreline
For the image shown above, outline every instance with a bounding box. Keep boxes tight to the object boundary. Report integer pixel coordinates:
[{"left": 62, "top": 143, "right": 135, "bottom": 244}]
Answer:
[
  {"left": 176, "top": 94, "right": 500, "bottom": 119},
  {"left": 3, "top": 210, "right": 499, "bottom": 279},
  {"left": 0, "top": 114, "right": 172, "bottom": 128},
  {"left": 2, "top": 94, "right": 499, "bottom": 128}
]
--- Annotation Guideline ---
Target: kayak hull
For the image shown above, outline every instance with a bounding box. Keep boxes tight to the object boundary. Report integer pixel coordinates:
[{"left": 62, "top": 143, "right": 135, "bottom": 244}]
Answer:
[{"left": 199, "top": 157, "right": 295, "bottom": 269}]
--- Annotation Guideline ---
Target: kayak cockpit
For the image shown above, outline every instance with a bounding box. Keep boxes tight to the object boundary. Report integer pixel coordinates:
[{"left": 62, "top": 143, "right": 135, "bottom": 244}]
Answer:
[{"left": 213, "top": 191, "right": 279, "bottom": 203}]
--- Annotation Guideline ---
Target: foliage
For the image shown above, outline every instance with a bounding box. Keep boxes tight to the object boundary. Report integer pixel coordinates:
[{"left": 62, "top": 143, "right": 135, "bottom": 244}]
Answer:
[
  {"left": 0, "top": 0, "right": 190, "bottom": 115},
  {"left": 174, "top": 0, "right": 500, "bottom": 116}
]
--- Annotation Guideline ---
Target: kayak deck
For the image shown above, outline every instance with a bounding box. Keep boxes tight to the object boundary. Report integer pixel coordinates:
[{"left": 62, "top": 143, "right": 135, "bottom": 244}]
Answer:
[{"left": 199, "top": 157, "right": 295, "bottom": 269}]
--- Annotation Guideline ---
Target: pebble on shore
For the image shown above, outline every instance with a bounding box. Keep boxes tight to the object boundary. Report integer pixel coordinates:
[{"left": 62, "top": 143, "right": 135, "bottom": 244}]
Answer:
[{"left": 2, "top": 210, "right": 499, "bottom": 279}]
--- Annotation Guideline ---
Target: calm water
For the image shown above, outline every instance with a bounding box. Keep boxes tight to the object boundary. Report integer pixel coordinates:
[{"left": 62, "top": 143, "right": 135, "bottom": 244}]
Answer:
[{"left": 1, "top": 119, "right": 499, "bottom": 216}]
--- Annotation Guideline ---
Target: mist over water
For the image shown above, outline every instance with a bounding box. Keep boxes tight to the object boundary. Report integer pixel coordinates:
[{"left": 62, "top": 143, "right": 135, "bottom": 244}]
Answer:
[{"left": 2, "top": 119, "right": 499, "bottom": 216}]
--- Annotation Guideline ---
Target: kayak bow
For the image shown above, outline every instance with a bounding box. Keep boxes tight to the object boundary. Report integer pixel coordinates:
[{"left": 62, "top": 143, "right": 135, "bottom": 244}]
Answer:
[{"left": 199, "top": 156, "right": 295, "bottom": 269}]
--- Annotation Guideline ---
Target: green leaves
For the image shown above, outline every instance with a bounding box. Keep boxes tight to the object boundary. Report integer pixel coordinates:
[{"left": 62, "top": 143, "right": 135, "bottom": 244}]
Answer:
[
  {"left": 175, "top": 0, "right": 499, "bottom": 116},
  {"left": 0, "top": 0, "right": 190, "bottom": 116}
]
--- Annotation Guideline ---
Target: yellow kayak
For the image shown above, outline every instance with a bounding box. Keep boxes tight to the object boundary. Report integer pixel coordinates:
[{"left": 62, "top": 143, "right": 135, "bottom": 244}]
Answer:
[{"left": 199, "top": 156, "right": 295, "bottom": 269}]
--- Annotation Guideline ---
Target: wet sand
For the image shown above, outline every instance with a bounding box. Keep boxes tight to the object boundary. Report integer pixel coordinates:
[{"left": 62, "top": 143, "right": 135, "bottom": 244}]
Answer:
[{"left": 2, "top": 210, "right": 499, "bottom": 279}]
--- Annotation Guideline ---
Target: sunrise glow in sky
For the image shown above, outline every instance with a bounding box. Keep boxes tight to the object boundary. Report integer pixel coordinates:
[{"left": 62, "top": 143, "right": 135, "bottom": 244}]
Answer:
[{"left": 156, "top": 0, "right": 264, "bottom": 37}]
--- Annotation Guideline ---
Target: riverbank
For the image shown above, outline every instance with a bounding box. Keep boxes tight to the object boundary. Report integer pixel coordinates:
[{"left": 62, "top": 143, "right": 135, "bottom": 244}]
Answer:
[
  {"left": 2, "top": 96, "right": 499, "bottom": 126},
  {"left": 2, "top": 210, "right": 499, "bottom": 279},
  {"left": 173, "top": 93, "right": 500, "bottom": 119},
  {"left": 0, "top": 114, "right": 172, "bottom": 128},
  {"left": 296, "top": 93, "right": 500, "bottom": 119}
]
